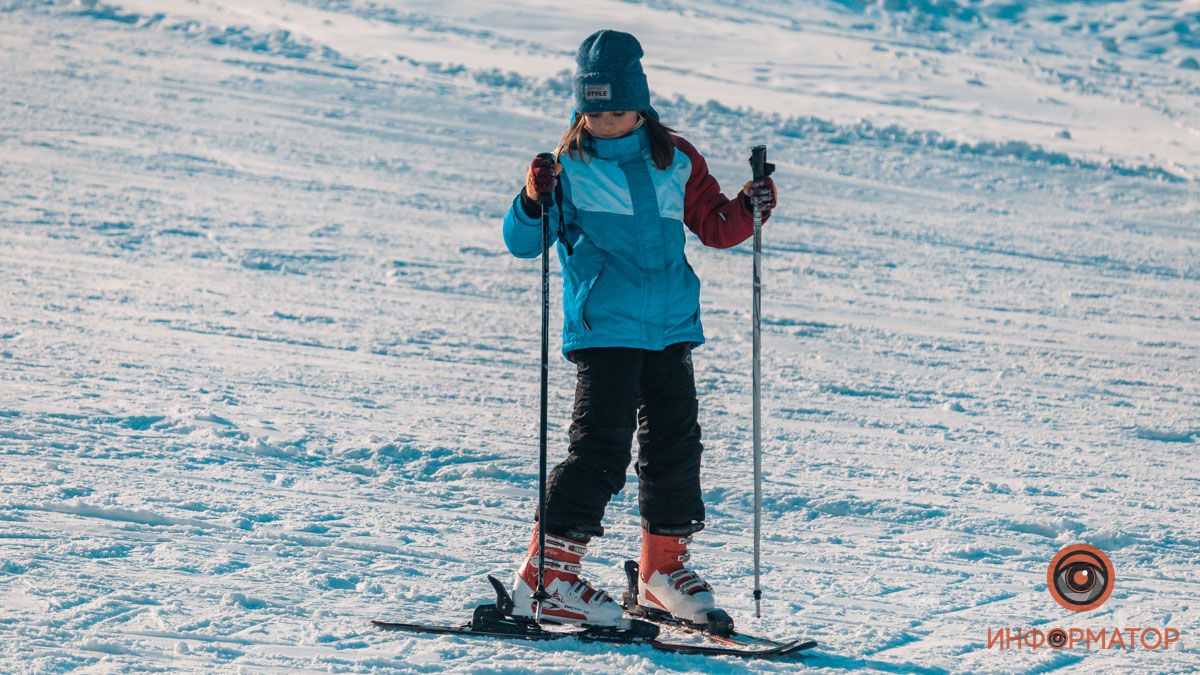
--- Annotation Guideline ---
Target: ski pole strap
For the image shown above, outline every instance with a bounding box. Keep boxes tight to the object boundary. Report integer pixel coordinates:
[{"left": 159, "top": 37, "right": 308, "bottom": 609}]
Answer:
[{"left": 555, "top": 179, "right": 572, "bottom": 256}]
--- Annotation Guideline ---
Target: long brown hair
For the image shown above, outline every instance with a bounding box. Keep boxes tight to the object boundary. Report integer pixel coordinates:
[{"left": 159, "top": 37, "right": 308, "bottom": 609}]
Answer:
[{"left": 556, "top": 112, "right": 678, "bottom": 170}]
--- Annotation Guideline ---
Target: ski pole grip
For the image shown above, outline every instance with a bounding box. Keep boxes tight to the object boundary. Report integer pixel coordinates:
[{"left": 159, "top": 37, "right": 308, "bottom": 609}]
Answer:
[
  {"left": 749, "top": 145, "right": 775, "bottom": 182},
  {"left": 535, "top": 152, "right": 556, "bottom": 208}
]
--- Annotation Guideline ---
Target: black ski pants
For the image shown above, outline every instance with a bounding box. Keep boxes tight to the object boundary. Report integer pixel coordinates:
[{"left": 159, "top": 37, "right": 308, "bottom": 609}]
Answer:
[{"left": 542, "top": 342, "right": 705, "bottom": 539}]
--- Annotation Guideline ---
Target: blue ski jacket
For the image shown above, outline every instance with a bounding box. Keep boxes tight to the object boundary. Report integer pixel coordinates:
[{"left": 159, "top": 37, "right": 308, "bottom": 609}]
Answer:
[{"left": 502, "top": 124, "right": 767, "bottom": 361}]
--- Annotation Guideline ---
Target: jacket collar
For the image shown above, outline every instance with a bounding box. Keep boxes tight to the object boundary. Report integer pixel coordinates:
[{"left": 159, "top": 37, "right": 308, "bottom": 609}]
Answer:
[{"left": 590, "top": 124, "right": 650, "bottom": 162}]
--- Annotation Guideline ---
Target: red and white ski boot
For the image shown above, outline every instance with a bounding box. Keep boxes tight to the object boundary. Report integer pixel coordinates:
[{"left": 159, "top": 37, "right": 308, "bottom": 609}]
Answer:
[
  {"left": 510, "top": 527, "right": 624, "bottom": 627},
  {"left": 637, "top": 529, "right": 732, "bottom": 634}
]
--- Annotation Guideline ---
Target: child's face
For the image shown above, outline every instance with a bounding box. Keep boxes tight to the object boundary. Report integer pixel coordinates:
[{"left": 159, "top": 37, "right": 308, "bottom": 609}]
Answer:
[{"left": 583, "top": 111, "right": 639, "bottom": 139}]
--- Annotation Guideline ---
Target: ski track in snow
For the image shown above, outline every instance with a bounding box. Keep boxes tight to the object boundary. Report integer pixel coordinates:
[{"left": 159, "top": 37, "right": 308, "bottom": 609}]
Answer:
[{"left": 1, "top": 0, "right": 1198, "bottom": 672}]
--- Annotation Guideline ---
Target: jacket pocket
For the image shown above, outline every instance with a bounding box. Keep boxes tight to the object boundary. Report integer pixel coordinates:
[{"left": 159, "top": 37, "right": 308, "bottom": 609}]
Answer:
[
  {"left": 661, "top": 259, "right": 702, "bottom": 334},
  {"left": 563, "top": 241, "right": 607, "bottom": 334}
]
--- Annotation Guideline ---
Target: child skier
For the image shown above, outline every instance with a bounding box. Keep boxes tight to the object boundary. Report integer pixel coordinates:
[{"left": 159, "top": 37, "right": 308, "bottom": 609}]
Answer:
[{"left": 501, "top": 29, "right": 778, "bottom": 629}]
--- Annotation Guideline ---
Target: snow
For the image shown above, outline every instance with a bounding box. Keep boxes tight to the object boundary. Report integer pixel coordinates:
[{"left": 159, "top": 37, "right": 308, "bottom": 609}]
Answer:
[{"left": 1, "top": 0, "right": 1198, "bottom": 672}]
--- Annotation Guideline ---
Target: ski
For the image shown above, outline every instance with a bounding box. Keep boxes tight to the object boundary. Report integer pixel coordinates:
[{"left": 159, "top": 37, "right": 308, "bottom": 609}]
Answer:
[
  {"left": 372, "top": 575, "right": 816, "bottom": 659},
  {"left": 369, "top": 612, "right": 655, "bottom": 646},
  {"left": 619, "top": 560, "right": 817, "bottom": 656},
  {"left": 371, "top": 617, "right": 812, "bottom": 657}
]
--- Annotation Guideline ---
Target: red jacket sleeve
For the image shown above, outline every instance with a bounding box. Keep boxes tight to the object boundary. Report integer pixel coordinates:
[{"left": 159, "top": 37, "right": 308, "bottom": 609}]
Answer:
[{"left": 674, "top": 135, "right": 769, "bottom": 249}]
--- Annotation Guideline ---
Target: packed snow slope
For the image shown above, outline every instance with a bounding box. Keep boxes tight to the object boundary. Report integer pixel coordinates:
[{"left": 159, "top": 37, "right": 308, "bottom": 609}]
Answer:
[{"left": 2, "top": 0, "right": 1198, "bottom": 672}]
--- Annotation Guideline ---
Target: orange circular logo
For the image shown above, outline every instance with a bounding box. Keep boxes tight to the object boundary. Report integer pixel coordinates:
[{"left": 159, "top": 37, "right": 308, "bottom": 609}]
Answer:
[{"left": 1047, "top": 544, "right": 1114, "bottom": 612}]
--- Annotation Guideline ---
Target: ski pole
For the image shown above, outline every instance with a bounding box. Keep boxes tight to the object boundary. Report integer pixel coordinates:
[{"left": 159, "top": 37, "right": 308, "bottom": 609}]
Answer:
[
  {"left": 748, "top": 145, "right": 775, "bottom": 619},
  {"left": 532, "top": 152, "right": 555, "bottom": 622}
]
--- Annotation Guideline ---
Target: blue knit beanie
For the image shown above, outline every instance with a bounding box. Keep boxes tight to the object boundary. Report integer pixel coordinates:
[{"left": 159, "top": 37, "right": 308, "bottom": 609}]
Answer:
[{"left": 573, "top": 30, "right": 651, "bottom": 114}]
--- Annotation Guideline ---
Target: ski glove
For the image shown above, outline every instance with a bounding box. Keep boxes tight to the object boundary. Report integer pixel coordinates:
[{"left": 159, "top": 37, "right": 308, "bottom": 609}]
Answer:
[
  {"left": 524, "top": 155, "right": 561, "bottom": 205},
  {"left": 741, "top": 177, "right": 778, "bottom": 215}
]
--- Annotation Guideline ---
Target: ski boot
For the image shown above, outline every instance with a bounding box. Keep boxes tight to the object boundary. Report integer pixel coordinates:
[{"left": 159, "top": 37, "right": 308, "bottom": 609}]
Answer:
[
  {"left": 510, "top": 527, "right": 625, "bottom": 627},
  {"left": 636, "top": 527, "right": 733, "bottom": 635}
]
